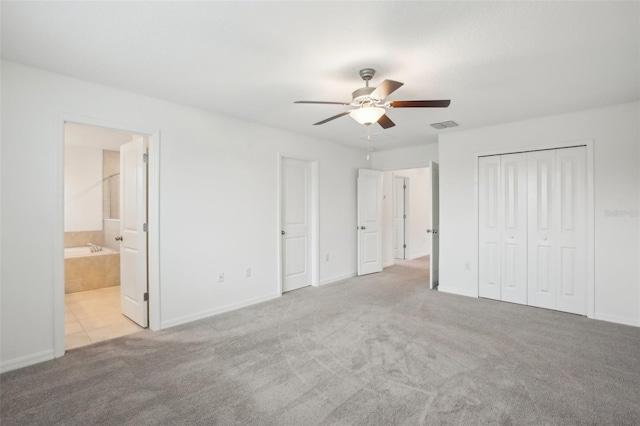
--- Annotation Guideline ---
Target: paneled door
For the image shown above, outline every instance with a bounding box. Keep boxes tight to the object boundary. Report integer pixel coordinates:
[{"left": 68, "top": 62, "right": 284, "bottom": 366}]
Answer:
[
  {"left": 428, "top": 162, "right": 440, "bottom": 289},
  {"left": 393, "top": 176, "right": 407, "bottom": 259},
  {"left": 528, "top": 147, "right": 587, "bottom": 314},
  {"left": 478, "top": 147, "right": 587, "bottom": 315},
  {"left": 281, "top": 158, "right": 312, "bottom": 292},
  {"left": 478, "top": 156, "right": 502, "bottom": 300},
  {"left": 357, "top": 169, "right": 383, "bottom": 276},
  {"left": 499, "top": 153, "right": 527, "bottom": 304},
  {"left": 119, "top": 137, "right": 148, "bottom": 327}
]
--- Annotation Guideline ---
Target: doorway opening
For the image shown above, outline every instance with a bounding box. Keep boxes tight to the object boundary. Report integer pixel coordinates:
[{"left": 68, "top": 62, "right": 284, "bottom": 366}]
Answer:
[
  {"left": 393, "top": 176, "right": 408, "bottom": 260},
  {"left": 63, "top": 123, "right": 148, "bottom": 350}
]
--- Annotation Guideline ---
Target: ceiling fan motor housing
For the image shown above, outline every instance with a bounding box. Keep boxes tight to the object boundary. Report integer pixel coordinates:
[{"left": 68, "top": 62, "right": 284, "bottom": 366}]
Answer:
[{"left": 352, "top": 87, "right": 377, "bottom": 105}]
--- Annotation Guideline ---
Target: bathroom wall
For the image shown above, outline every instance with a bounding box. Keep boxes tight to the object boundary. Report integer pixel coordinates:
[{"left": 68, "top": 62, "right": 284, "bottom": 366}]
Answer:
[
  {"left": 102, "top": 150, "right": 121, "bottom": 252},
  {"left": 64, "top": 231, "right": 104, "bottom": 248},
  {"left": 103, "top": 220, "right": 120, "bottom": 252},
  {"left": 102, "top": 150, "right": 120, "bottom": 220},
  {"left": 64, "top": 145, "right": 103, "bottom": 232}
]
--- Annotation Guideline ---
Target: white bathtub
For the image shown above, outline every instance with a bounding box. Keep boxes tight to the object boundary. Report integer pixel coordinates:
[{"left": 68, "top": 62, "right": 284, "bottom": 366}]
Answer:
[{"left": 64, "top": 246, "right": 117, "bottom": 259}]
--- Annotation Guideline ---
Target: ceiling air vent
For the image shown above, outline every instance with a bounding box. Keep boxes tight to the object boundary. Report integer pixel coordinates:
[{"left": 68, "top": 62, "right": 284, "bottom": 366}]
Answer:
[{"left": 431, "top": 120, "right": 459, "bottom": 130}]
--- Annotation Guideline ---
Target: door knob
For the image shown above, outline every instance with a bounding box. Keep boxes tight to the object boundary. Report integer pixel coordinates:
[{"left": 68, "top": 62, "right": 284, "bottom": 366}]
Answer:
[
  {"left": 360, "top": 226, "right": 366, "bottom": 230},
  {"left": 433, "top": 229, "right": 438, "bottom": 234},
  {"left": 115, "top": 236, "right": 123, "bottom": 241},
  {"left": 426, "top": 229, "right": 432, "bottom": 233},
  {"left": 281, "top": 230, "right": 286, "bottom": 235}
]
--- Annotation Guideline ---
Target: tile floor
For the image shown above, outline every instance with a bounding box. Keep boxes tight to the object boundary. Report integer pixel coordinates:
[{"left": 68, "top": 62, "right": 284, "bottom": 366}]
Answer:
[{"left": 65, "top": 286, "right": 144, "bottom": 350}]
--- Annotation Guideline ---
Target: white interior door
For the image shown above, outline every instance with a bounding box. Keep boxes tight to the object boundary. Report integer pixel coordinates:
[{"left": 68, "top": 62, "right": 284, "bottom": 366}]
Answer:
[
  {"left": 428, "top": 162, "right": 439, "bottom": 289},
  {"left": 527, "top": 149, "right": 556, "bottom": 310},
  {"left": 357, "top": 169, "right": 383, "bottom": 276},
  {"left": 528, "top": 147, "right": 587, "bottom": 314},
  {"left": 500, "top": 153, "right": 528, "bottom": 304},
  {"left": 393, "top": 176, "right": 406, "bottom": 259},
  {"left": 281, "top": 158, "right": 311, "bottom": 292},
  {"left": 479, "top": 156, "right": 501, "bottom": 299},
  {"left": 119, "top": 137, "right": 148, "bottom": 327}
]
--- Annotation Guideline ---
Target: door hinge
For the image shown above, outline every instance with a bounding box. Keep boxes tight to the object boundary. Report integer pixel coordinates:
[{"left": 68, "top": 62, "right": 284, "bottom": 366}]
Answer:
[
  {"left": 143, "top": 153, "right": 149, "bottom": 163},
  {"left": 403, "top": 244, "right": 407, "bottom": 249},
  {"left": 403, "top": 185, "right": 406, "bottom": 189},
  {"left": 403, "top": 214, "right": 406, "bottom": 219},
  {"left": 143, "top": 223, "right": 148, "bottom": 232},
  {"left": 143, "top": 292, "right": 149, "bottom": 302}
]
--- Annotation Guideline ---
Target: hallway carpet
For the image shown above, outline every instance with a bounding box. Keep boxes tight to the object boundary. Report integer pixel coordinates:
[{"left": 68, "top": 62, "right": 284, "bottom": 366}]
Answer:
[{"left": 2, "top": 258, "right": 640, "bottom": 425}]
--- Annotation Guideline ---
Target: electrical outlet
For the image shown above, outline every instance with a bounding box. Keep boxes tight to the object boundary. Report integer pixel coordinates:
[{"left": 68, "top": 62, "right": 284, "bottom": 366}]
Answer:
[
  {"left": 325, "top": 253, "right": 330, "bottom": 262},
  {"left": 245, "top": 267, "right": 251, "bottom": 278},
  {"left": 218, "top": 272, "right": 225, "bottom": 283}
]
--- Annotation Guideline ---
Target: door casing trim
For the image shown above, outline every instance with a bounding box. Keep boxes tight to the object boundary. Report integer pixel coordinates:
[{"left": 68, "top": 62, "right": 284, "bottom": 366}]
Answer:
[{"left": 54, "top": 113, "right": 161, "bottom": 358}]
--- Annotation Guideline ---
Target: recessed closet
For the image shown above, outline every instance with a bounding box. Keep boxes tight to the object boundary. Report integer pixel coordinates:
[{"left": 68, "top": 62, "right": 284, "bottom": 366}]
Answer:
[{"left": 478, "top": 146, "right": 587, "bottom": 315}]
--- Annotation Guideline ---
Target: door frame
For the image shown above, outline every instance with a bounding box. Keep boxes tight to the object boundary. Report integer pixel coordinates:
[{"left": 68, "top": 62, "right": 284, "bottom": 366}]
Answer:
[
  {"left": 473, "top": 139, "right": 595, "bottom": 319},
  {"left": 277, "top": 154, "right": 319, "bottom": 295},
  {"left": 54, "top": 113, "right": 161, "bottom": 358}
]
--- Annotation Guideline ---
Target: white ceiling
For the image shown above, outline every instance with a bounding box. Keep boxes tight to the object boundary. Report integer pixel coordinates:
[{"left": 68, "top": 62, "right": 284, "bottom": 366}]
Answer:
[{"left": 2, "top": 1, "right": 639, "bottom": 151}]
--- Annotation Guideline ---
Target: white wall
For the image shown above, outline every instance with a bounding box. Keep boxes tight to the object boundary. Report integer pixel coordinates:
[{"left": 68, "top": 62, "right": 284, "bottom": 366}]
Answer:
[
  {"left": 64, "top": 145, "right": 103, "bottom": 232},
  {"left": 372, "top": 143, "right": 438, "bottom": 171},
  {"left": 0, "top": 61, "right": 368, "bottom": 370},
  {"left": 439, "top": 101, "right": 640, "bottom": 327}
]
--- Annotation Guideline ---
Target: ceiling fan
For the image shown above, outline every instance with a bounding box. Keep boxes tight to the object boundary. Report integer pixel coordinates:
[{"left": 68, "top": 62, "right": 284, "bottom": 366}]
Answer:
[{"left": 294, "top": 68, "right": 450, "bottom": 129}]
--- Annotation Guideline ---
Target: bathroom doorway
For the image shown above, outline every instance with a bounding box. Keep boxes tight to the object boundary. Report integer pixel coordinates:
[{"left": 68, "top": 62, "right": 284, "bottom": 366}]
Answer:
[{"left": 63, "top": 123, "right": 147, "bottom": 350}]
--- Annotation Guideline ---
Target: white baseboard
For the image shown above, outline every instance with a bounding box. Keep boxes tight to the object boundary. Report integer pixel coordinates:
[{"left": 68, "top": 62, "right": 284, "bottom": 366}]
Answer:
[
  {"left": 594, "top": 312, "right": 640, "bottom": 328},
  {"left": 383, "top": 261, "right": 394, "bottom": 268},
  {"left": 161, "top": 293, "right": 280, "bottom": 329},
  {"left": 408, "top": 251, "right": 429, "bottom": 260},
  {"left": 0, "top": 349, "right": 55, "bottom": 373},
  {"left": 437, "top": 286, "right": 479, "bottom": 298},
  {"left": 319, "top": 272, "right": 357, "bottom": 286}
]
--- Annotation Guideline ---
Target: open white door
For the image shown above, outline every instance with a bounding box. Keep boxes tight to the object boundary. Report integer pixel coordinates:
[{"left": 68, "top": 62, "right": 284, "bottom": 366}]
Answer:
[
  {"left": 119, "top": 137, "right": 148, "bottom": 327},
  {"left": 281, "top": 158, "right": 312, "bottom": 292},
  {"left": 357, "top": 169, "right": 383, "bottom": 276},
  {"left": 428, "top": 162, "right": 439, "bottom": 289}
]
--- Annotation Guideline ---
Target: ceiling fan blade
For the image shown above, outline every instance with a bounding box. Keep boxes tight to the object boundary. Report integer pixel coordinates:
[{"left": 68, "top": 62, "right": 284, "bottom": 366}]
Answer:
[
  {"left": 295, "top": 101, "right": 351, "bottom": 105},
  {"left": 377, "top": 114, "right": 395, "bottom": 129},
  {"left": 313, "top": 111, "right": 351, "bottom": 125},
  {"left": 389, "top": 100, "right": 451, "bottom": 108},
  {"left": 371, "top": 80, "right": 404, "bottom": 100}
]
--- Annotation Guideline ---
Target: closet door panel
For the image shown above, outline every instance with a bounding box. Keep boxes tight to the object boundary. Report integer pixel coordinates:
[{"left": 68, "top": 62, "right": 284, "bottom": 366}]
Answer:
[
  {"left": 500, "top": 153, "right": 527, "bottom": 305},
  {"left": 556, "top": 147, "right": 587, "bottom": 315},
  {"left": 478, "top": 156, "right": 502, "bottom": 300},
  {"left": 527, "top": 150, "right": 557, "bottom": 310}
]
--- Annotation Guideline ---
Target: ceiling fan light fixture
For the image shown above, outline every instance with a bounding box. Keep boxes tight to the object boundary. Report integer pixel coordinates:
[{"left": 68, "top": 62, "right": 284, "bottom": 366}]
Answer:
[{"left": 350, "top": 107, "right": 385, "bottom": 126}]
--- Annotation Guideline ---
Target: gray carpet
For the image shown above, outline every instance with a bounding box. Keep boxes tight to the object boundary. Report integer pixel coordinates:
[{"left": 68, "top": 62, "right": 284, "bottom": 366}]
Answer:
[{"left": 2, "top": 258, "right": 640, "bottom": 425}]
